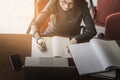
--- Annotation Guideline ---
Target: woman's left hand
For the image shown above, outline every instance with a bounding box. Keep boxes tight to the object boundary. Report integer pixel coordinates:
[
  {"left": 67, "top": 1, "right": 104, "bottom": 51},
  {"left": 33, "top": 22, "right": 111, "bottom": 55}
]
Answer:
[{"left": 69, "top": 38, "right": 77, "bottom": 44}]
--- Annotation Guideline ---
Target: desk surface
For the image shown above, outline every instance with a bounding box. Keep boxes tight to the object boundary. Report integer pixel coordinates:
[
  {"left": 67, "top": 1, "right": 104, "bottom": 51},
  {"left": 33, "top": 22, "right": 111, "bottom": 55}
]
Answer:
[
  {"left": 0, "top": 34, "right": 120, "bottom": 80},
  {"left": 0, "top": 34, "right": 31, "bottom": 80}
]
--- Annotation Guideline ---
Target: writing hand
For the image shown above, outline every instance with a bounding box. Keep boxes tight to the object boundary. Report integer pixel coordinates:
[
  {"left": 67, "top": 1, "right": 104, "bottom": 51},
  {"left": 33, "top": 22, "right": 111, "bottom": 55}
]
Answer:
[{"left": 37, "top": 38, "right": 47, "bottom": 52}]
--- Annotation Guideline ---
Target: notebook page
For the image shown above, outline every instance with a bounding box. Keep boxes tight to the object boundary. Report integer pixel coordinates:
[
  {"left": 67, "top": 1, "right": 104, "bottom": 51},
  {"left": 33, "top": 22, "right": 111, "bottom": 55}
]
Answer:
[
  {"left": 91, "top": 39, "right": 120, "bottom": 68},
  {"left": 90, "top": 39, "right": 111, "bottom": 70},
  {"left": 68, "top": 43, "right": 104, "bottom": 75},
  {"left": 52, "top": 36, "right": 71, "bottom": 58}
]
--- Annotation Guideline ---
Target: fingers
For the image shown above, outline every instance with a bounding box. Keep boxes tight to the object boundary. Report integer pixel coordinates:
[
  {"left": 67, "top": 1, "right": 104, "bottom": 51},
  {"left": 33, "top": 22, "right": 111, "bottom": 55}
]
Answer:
[
  {"left": 37, "top": 45, "right": 47, "bottom": 52},
  {"left": 40, "top": 41, "right": 47, "bottom": 51},
  {"left": 69, "top": 38, "right": 77, "bottom": 44},
  {"left": 40, "top": 41, "right": 46, "bottom": 48},
  {"left": 67, "top": 38, "right": 77, "bottom": 53},
  {"left": 37, "top": 39, "right": 47, "bottom": 52}
]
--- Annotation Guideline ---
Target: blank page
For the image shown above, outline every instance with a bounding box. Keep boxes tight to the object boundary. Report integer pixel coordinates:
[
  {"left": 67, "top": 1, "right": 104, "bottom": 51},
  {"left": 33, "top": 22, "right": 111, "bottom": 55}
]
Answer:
[{"left": 68, "top": 43, "right": 105, "bottom": 75}]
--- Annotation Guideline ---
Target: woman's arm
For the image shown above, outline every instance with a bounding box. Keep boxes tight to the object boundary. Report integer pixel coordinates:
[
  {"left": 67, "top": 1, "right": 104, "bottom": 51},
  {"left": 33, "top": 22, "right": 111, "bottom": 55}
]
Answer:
[
  {"left": 31, "top": 0, "right": 56, "bottom": 51},
  {"left": 31, "top": 0, "right": 56, "bottom": 39},
  {"left": 74, "top": 6, "right": 97, "bottom": 43}
]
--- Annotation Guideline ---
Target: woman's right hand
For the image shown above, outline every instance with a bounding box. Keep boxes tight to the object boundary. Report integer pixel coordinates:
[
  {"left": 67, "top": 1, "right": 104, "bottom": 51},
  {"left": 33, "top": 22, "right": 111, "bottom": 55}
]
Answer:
[{"left": 37, "top": 38, "right": 47, "bottom": 52}]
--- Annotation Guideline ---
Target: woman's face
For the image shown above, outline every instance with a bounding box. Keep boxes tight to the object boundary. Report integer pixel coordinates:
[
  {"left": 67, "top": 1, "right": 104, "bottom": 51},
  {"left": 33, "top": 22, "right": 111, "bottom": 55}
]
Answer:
[{"left": 59, "top": 0, "right": 74, "bottom": 11}]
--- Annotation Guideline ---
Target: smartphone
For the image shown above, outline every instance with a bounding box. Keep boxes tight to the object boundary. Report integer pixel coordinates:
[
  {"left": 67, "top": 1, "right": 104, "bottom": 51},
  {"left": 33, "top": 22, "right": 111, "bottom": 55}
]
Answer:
[{"left": 9, "top": 54, "right": 22, "bottom": 71}]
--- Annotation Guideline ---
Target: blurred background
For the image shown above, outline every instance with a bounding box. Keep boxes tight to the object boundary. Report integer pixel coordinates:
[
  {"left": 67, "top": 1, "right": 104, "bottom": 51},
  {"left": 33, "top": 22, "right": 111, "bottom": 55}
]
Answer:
[{"left": 0, "top": 0, "right": 97, "bottom": 34}]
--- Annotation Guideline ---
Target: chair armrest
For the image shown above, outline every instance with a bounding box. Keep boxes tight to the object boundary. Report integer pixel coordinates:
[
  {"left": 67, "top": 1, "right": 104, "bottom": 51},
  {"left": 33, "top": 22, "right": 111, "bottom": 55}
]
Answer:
[{"left": 105, "top": 12, "right": 120, "bottom": 23}]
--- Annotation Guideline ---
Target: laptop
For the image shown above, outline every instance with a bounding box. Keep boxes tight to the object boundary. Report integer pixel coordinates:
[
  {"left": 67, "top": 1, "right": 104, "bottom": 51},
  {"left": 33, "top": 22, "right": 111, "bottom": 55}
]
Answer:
[{"left": 23, "top": 57, "right": 76, "bottom": 80}]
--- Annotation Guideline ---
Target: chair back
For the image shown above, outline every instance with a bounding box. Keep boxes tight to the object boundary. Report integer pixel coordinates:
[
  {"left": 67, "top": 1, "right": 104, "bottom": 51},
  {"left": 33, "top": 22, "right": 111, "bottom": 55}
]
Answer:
[
  {"left": 90, "top": 0, "right": 120, "bottom": 27},
  {"left": 105, "top": 12, "right": 120, "bottom": 40},
  {"left": 35, "top": 0, "right": 49, "bottom": 33}
]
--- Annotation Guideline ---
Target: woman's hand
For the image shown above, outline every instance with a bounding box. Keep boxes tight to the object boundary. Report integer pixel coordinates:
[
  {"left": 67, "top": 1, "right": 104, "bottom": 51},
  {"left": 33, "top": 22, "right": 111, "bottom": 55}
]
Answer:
[
  {"left": 37, "top": 38, "right": 47, "bottom": 52},
  {"left": 69, "top": 38, "right": 77, "bottom": 44},
  {"left": 67, "top": 38, "right": 77, "bottom": 53}
]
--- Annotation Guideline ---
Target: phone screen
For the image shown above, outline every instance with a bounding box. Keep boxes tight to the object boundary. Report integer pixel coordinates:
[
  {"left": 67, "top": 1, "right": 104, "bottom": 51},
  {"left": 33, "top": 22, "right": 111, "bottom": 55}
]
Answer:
[{"left": 9, "top": 54, "right": 22, "bottom": 71}]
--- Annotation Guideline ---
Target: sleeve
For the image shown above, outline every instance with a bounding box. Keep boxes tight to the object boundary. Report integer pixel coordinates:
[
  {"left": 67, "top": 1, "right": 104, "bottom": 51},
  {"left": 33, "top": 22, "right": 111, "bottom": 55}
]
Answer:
[
  {"left": 33, "top": 0, "right": 56, "bottom": 29},
  {"left": 74, "top": 6, "right": 97, "bottom": 43}
]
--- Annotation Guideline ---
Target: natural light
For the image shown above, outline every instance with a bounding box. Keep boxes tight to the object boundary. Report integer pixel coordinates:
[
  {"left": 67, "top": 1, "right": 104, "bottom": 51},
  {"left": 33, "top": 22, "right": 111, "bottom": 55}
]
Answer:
[
  {"left": 0, "top": 0, "right": 98, "bottom": 34},
  {"left": 0, "top": 0, "right": 34, "bottom": 33}
]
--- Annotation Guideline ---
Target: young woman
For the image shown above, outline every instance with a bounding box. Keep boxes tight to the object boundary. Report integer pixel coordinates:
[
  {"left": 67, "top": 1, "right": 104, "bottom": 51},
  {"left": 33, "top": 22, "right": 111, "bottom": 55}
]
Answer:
[{"left": 31, "top": 0, "right": 97, "bottom": 51}]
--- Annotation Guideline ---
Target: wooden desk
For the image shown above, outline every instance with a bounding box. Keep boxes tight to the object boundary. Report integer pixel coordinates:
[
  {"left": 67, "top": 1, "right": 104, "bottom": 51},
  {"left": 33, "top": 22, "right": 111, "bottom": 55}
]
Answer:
[
  {"left": 0, "top": 34, "right": 120, "bottom": 80},
  {"left": 0, "top": 34, "right": 31, "bottom": 80}
]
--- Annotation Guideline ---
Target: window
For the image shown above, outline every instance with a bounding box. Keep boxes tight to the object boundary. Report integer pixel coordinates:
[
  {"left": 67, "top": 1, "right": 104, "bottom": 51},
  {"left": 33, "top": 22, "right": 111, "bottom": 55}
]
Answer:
[{"left": 0, "top": 0, "right": 34, "bottom": 33}]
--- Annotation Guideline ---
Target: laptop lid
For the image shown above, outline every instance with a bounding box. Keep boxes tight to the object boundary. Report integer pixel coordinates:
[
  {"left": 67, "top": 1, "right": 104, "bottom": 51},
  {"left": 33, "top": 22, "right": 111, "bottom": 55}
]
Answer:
[
  {"left": 24, "top": 57, "right": 69, "bottom": 67},
  {"left": 23, "top": 57, "right": 76, "bottom": 80}
]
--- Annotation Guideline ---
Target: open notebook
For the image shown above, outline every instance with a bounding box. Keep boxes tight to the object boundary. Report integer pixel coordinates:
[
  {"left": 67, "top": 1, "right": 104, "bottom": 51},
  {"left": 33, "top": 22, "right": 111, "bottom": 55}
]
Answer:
[
  {"left": 68, "top": 39, "right": 120, "bottom": 75},
  {"left": 32, "top": 36, "right": 72, "bottom": 58}
]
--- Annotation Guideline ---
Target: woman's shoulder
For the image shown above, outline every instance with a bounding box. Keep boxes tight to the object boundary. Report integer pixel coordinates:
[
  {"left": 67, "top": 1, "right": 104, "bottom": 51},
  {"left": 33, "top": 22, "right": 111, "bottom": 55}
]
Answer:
[
  {"left": 45, "top": 0, "right": 59, "bottom": 12},
  {"left": 48, "top": 0, "right": 59, "bottom": 8},
  {"left": 49, "top": 0, "right": 58, "bottom": 4}
]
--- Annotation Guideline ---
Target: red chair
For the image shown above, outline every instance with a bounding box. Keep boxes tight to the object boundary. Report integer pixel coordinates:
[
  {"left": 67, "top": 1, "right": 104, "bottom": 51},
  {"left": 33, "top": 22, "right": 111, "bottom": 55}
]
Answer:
[
  {"left": 97, "top": 12, "right": 120, "bottom": 40},
  {"left": 104, "top": 12, "right": 120, "bottom": 40},
  {"left": 90, "top": 0, "right": 120, "bottom": 40},
  {"left": 90, "top": 0, "right": 120, "bottom": 27},
  {"left": 26, "top": 0, "right": 49, "bottom": 34}
]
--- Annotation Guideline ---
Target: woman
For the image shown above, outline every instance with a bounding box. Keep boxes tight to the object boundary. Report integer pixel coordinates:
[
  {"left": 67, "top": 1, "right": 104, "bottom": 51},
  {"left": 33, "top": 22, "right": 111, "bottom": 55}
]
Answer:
[{"left": 31, "top": 0, "right": 97, "bottom": 51}]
